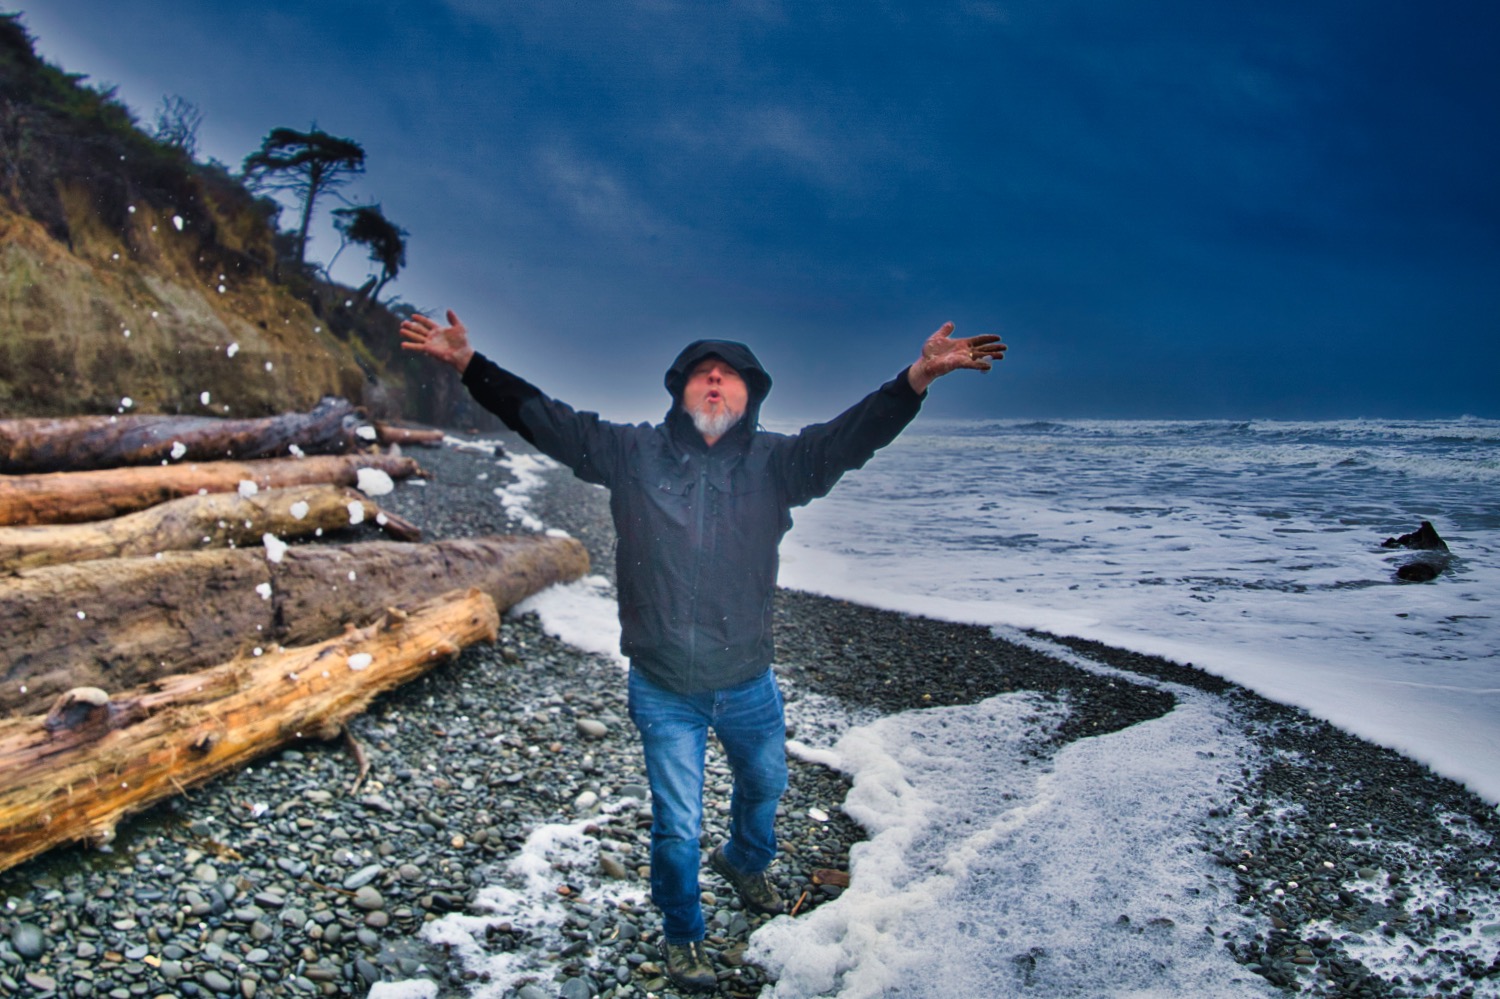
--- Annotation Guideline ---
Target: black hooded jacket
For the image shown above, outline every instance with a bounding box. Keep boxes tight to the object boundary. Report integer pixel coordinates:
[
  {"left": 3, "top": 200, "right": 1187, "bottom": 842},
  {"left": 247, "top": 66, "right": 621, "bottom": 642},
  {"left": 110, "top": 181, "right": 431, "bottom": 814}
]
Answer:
[{"left": 462, "top": 340, "right": 924, "bottom": 693}]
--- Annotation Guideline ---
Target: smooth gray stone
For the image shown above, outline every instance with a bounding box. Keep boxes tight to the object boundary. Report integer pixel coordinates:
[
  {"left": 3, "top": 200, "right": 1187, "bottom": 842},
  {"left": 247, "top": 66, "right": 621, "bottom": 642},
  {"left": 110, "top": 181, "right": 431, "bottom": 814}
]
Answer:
[
  {"left": 201, "top": 969, "right": 233, "bottom": 993},
  {"left": 10, "top": 924, "right": 45, "bottom": 960},
  {"left": 343, "top": 864, "right": 384, "bottom": 890}
]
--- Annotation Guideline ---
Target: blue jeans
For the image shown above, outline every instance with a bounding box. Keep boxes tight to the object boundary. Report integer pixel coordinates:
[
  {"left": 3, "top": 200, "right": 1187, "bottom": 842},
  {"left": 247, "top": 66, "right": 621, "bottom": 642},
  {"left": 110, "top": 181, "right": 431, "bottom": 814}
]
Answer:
[{"left": 627, "top": 667, "right": 789, "bottom": 943}]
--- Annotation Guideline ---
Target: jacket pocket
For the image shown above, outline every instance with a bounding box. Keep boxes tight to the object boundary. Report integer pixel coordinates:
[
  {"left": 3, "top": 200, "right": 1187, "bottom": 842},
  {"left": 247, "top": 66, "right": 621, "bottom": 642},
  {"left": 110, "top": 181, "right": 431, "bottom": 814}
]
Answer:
[{"left": 625, "top": 459, "right": 695, "bottom": 528}]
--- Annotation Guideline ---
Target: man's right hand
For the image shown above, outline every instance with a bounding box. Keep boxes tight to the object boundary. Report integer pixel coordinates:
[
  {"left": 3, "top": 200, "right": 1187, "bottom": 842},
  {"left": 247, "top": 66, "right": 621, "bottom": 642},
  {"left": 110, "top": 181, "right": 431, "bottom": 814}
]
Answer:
[
  {"left": 400, "top": 310, "right": 476, "bottom": 374},
  {"left": 906, "top": 321, "right": 1007, "bottom": 394}
]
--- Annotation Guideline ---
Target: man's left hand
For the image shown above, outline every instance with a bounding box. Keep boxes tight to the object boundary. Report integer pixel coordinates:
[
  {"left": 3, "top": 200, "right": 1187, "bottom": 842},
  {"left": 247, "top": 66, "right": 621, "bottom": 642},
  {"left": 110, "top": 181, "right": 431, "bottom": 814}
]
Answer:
[{"left": 907, "top": 322, "right": 1007, "bottom": 394}]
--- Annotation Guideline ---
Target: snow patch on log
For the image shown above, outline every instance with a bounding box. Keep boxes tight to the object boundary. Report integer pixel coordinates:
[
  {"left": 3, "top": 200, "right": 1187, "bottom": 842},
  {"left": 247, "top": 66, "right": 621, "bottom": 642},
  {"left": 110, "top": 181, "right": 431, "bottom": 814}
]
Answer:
[{"left": 356, "top": 468, "right": 395, "bottom": 496}]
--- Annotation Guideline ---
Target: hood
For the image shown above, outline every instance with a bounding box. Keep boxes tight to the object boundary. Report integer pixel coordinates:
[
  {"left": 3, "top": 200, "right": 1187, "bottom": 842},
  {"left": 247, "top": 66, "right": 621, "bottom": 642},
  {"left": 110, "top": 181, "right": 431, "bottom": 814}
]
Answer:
[{"left": 664, "top": 339, "right": 772, "bottom": 441}]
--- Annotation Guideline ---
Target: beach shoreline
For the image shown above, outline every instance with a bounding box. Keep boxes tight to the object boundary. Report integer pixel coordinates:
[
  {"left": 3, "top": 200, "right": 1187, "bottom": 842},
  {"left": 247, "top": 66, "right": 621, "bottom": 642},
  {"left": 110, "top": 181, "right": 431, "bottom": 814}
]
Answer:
[{"left": 1, "top": 434, "right": 1496, "bottom": 997}]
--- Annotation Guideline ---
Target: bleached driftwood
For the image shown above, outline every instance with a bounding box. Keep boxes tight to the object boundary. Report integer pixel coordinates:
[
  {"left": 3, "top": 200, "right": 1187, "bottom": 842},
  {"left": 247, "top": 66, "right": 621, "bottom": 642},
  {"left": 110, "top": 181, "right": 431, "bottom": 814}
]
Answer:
[
  {"left": 0, "top": 453, "right": 423, "bottom": 527},
  {"left": 374, "top": 422, "right": 446, "bottom": 448},
  {"left": 0, "top": 484, "right": 420, "bottom": 574},
  {"left": 0, "top": 534, "right": 589, "bottom": 718},
  {"left": 0, "top": 397, "right": 366, "bottom": 474},
  {"left": 0, "top": 588, "right": 500, "bottom": 873}
]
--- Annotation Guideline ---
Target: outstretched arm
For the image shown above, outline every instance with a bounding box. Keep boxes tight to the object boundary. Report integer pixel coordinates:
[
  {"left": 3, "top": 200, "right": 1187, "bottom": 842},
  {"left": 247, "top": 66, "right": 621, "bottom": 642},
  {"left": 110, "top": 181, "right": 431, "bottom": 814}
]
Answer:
[
  {"left": 401, "top": 309, "right": 629, "bottom": 487},
  {"left": 905, "top": 322, "right": 1006, "bottom": 395},
  {"left": 399, "top": 309, "right": 476, "bottom": 374}
]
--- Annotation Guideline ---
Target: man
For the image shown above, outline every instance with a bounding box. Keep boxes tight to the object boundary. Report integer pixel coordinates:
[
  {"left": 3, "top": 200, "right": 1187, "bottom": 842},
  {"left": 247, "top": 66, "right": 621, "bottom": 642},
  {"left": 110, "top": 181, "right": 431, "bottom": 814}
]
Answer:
[{"left": 400, "top": 312, "right": 1004, "bottom": 991}]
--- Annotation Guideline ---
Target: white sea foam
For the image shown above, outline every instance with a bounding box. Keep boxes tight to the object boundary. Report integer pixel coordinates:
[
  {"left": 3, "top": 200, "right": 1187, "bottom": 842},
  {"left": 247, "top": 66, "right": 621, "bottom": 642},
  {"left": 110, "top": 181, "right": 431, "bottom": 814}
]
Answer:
[
  {"left": 421, "top": 807, "right": 651, "bottom": 996},
  {"left": 511, "top": 575, "right": 626, "bottom": 667},
  {"left": 775, "top": 417, "right": 1500, "bottom": 804},
  {"left": 754, "top": 682, "right": 1271, "bottom": 998},
  {"left": 367, "top": 982, "right": 437, "bottom": 999},
  {"left": 489, "top": 451, "right": 560, "bottom": 533}
]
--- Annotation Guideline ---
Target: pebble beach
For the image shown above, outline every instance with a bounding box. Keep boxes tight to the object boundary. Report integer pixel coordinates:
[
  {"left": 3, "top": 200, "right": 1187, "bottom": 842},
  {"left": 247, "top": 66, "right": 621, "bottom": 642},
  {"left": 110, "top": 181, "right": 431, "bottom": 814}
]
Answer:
[{"left": 2, "top": 432, "right": 1498, "bottom": 998}]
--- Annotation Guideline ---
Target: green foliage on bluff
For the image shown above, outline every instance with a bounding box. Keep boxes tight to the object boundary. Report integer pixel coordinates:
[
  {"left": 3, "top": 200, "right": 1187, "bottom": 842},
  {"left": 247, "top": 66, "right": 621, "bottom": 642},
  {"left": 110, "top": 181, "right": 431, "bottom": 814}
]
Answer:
[
  {"left": 0, "top": 13, "right": 492, "bottom": 428},
  {"left": 0, "top": 13, "right": 216, "bottom": 247}
]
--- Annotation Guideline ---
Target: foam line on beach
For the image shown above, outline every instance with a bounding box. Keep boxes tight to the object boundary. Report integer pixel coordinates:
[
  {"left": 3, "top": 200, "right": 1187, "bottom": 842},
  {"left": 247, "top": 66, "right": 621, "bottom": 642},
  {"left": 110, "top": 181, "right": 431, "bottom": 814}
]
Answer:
[
  {"left": 779, "top": 533, "right": 1500, "bottom": 807},
  {"left": 750, "top": 680, "right": 1269, "bottom": 997},
  {"left": 420, "top": 807, "right": 652, "bottom": 996},
  {"left": 511, "top": 574, "right": 627, "bottom": 668}
]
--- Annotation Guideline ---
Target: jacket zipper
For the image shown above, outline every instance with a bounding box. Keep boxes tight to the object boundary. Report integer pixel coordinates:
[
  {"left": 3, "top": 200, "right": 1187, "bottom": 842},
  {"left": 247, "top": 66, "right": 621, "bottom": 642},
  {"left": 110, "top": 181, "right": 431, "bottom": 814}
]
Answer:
[{"left": 686, "top": 459, "right": 709, "bottom": 685}]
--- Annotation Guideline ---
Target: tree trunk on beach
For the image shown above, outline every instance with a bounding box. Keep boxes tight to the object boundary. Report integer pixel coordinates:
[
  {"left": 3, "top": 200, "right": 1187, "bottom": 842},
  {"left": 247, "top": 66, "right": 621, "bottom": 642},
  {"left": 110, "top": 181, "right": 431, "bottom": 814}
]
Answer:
[
  {"left": 0, "top": 397, "right": 367, "bottom": 474},
  {"left": 0, "top": 588, "right": 499, "bottom": 874},
  {"left": 0, "top": 453, "right": 424, "bottom": 527},
  {"left": 0, "top": 483, "right": 421, "bottom": 574},
  {"left": 373, "top": 422, "right": 445, "bottom": 448},
  {"left": 0, "top": 534, "right": 590, "bottom": 718}
]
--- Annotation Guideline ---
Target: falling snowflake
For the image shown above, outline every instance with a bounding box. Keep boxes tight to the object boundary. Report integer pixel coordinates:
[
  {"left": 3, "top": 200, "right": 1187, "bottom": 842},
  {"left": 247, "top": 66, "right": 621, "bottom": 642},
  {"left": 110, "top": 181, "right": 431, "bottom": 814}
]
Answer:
[{"left": 262, "top": 534, "right": 288, "bottom": 563}]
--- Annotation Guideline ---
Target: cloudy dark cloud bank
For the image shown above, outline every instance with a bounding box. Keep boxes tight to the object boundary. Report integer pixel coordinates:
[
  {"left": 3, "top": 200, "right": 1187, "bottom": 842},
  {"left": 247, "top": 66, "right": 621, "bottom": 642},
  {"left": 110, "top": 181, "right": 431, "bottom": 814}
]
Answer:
[{"left": 17, "top": 1, "right": 1500, "bottom": 421}]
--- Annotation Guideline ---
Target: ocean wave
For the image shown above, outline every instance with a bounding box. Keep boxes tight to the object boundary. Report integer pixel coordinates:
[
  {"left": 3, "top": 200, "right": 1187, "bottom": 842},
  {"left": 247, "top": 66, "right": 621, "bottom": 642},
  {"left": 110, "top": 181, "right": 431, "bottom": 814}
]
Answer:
[
  {"left": 894, "top": 422, "right": 1500, "bottom": 488},
  {"left": 1244, "top": 419, "right": 1500, "bottom": 445},
  {"left": 1356, "top": 452, "right": 1500, "bottom": 485},
  {"left": 1007, "top": 420, "right": 1073, "bottom": 433}
]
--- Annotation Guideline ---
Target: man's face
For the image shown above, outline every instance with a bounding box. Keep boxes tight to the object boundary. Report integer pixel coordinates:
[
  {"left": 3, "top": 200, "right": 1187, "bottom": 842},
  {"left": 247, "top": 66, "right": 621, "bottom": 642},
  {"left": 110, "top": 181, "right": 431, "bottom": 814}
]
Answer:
[{"left": 682, "top": 357, "right": 748, "bottom": 442}]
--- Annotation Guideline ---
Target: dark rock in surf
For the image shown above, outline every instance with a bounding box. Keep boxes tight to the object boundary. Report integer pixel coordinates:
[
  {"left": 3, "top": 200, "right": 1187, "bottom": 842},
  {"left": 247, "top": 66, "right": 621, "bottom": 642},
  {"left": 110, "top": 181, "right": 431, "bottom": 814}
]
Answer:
[
  {"left": 1383, "top": 521, "right": 1450, "bottom": 582},
  {"left": 1381, "top": 521, "right": 1449, "bottom": 552}
]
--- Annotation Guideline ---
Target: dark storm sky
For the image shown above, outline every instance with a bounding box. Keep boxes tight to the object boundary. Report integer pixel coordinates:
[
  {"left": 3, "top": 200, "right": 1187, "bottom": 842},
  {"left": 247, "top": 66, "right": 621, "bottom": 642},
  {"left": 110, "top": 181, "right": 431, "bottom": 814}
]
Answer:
[{"left": 16, "top": 0, "right": 1500, "bottom": 421}]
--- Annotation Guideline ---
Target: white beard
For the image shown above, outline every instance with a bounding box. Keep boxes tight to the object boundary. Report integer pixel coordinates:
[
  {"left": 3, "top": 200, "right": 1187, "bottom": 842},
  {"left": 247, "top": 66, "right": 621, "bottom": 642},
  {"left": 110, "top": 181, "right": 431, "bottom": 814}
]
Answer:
[{"left": 689, "top": 405, "right": 743, "bottom": 441}]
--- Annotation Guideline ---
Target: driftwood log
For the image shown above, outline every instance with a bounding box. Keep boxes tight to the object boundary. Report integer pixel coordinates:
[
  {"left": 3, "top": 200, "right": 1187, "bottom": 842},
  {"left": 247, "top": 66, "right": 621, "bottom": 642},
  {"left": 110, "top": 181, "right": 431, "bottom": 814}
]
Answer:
[
  {"left": 0, "top": 484, "right": 420, "bottom": 574},
  {"left": 0, "top": 534, "right": 590, "bottom": 718},
  {"left": 374, "top": 422, "right": 446, "bottom": 448},
  {"left": 0, "top": 453, "right": 423, "bottom": 527},
  {"left": 0, "top": 397, "right": 367, "bottom": 474},
  {"left": 0, "top": 588, "right": 500, "bottom": 873}
]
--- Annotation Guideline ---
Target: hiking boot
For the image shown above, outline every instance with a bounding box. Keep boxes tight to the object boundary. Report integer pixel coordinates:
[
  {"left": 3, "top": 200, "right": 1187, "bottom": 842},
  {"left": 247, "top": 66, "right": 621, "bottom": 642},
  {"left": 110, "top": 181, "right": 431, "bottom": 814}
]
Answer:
[
  {"left": 661, "top": 939, "right": 717, "bottom": 992},
  {"left": 709, "top": 845, "right": 785, "bottom": 915}
]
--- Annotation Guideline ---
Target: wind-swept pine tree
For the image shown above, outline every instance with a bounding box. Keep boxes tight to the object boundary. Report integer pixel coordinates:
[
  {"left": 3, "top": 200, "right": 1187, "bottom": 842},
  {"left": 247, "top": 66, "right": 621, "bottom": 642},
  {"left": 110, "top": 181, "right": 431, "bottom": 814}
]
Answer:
[
  {"left": 242, "top": 127, "right": 365, "bottom": 266},
  {"left": 331, "top": 204, "right": 407, "bottom": 305}
]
